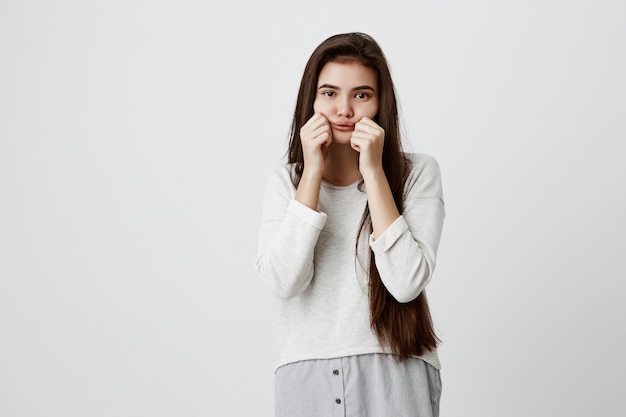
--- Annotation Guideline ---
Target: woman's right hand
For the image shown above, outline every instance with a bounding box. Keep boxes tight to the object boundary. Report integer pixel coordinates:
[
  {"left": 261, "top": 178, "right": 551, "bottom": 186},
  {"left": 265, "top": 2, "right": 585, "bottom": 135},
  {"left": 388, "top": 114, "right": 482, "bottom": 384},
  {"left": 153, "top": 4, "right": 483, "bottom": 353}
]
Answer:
[{"left": 299, "top": 113, "right": 332, "bottom": 180}]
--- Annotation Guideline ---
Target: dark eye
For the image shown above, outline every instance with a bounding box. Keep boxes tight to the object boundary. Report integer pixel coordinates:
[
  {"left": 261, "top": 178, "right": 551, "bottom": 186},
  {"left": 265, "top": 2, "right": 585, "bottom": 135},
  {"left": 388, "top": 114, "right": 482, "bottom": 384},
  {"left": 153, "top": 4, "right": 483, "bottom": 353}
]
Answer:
[
  {"left": 323, "top": 90, "right": 335, "bottom": 97},
  {"left": 355, "top": 92, "right": 370, "bottom": 99}
]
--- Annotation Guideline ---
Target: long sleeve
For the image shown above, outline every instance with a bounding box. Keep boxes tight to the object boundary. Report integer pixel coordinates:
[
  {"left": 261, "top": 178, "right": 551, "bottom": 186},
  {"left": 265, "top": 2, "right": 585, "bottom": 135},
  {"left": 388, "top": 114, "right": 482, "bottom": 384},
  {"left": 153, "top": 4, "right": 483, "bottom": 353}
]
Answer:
[
  {"left": 254, "top": 156, "right": 443, "bottom": 371},
  {"left": 255, "top": 167, "right": 327, "bottom": 299},
  {"left": 369, "top": 154, "right": 445, "bottom": 303}
]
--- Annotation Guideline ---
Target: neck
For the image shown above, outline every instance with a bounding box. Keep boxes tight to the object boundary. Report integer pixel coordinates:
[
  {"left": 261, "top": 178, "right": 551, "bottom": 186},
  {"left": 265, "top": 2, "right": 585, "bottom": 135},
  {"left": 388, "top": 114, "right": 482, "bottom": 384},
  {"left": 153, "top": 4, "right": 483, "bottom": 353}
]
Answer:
[{"left": 323, "top": 143, "right": 362, "bottom": 186}]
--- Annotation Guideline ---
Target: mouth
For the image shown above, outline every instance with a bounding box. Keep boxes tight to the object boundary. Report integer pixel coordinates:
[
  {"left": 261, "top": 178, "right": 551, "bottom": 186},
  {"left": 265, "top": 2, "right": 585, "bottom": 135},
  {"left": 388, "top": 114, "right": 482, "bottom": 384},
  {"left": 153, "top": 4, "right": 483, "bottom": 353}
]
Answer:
[{"left": 332, "top": 123, "right": 355, "bottom": 132}]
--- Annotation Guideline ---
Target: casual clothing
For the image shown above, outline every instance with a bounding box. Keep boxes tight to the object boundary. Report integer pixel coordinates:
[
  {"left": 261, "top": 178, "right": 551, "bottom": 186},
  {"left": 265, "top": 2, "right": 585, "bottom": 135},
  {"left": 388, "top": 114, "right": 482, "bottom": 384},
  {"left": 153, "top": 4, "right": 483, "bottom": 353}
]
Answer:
[
  {"left": 275, "top": 354, "right": 441, "bottom": 417},
  {"left": 255, "top": 152, "right": 445, "bottom": 415}
]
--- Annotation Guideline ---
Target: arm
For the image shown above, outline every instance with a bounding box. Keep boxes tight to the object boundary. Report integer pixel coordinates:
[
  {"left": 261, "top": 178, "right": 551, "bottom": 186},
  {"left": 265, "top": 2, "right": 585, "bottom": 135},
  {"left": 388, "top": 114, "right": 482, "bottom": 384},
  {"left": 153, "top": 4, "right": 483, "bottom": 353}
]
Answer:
[
  {"left": 254, "top": 168, "right": 327, "bottom": 299},
  {"left": 350, "top": 117, "right": 400, "bottom": 239},
  {"left": 350, "top": 119, "right": 444, "bottom": 302},
  {"left": 369, "top": 155, "right": 445, "bottom": 303},
  {"left": 256, "top": 114, "right": 332, "bottom": 298},
  {"left": 294, "top": 112, "right": 332, "bottom": 210}
]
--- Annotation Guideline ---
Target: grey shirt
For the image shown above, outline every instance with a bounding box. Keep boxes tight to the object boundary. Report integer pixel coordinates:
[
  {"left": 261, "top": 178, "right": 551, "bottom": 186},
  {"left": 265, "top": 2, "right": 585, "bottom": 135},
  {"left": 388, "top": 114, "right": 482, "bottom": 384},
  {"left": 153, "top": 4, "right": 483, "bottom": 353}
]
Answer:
[{"left": 255, "top": 153, "right": 445, "bottom": 371}]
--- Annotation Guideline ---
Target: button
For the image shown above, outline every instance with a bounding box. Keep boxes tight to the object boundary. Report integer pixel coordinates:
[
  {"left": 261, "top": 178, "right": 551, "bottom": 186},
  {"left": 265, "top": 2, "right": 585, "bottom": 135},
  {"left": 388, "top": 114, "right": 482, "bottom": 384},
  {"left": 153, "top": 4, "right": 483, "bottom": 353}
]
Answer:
[
  {"left": 335, "top": 398, "right": 342, "bottom": 405},
  {"left": 332, "top": 369, "right": 339, "bottom": 375}
]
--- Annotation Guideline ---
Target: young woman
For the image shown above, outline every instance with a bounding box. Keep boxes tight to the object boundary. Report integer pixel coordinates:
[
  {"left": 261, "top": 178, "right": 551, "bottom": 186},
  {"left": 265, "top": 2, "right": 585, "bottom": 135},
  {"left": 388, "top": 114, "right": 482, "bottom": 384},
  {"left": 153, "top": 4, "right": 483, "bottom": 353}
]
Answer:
[{"left": 255, "top": 32, "right": 445, "bottom": 416}]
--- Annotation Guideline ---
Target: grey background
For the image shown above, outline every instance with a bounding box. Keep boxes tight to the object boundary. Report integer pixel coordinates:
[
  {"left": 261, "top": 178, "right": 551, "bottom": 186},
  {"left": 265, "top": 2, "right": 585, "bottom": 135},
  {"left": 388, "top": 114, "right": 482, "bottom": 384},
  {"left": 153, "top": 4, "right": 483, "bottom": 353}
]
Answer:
[{"left": 1, "top": 0, "right": 625, "bottom": 416}]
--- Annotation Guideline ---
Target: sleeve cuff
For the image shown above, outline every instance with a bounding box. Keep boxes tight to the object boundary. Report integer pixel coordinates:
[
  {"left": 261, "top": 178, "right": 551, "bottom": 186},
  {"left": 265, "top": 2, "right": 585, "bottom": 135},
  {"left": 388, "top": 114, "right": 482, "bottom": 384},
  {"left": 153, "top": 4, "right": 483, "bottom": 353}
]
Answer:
[
  {"left": 369, "top": 216, "right": 409, "bottom": 254},
  {"left": 287, "top": 199, "right": 328, "bottom": 230}
]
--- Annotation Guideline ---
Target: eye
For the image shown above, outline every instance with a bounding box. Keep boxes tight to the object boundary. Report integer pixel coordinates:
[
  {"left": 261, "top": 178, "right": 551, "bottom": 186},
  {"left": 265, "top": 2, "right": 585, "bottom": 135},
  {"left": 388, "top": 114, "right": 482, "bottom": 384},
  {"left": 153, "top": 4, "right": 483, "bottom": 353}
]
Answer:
[
  {"left": 355, "top": 92, "right": 370, "bottom": 99},
  {"left": 322, "top": 90, "right": 336, "bottom": 97}
]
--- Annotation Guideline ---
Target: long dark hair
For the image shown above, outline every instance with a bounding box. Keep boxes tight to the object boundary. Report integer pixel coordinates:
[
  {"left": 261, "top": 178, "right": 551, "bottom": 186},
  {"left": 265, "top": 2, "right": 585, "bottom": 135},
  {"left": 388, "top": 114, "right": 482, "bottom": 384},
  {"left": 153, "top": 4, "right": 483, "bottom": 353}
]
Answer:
[{"left": 287, "top": 32, "right": 439, "bottom": 360}]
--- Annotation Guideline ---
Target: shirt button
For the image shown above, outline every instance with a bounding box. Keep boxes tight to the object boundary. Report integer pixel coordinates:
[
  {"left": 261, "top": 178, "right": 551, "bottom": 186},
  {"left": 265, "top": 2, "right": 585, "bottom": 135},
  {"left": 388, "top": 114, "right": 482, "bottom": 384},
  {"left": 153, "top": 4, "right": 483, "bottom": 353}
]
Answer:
[
  {"left": 332, "top": 369, "right": 339, "bottom": 375},
  {"left": 335, "top": 398, "right": 342, "bottom": 405}
]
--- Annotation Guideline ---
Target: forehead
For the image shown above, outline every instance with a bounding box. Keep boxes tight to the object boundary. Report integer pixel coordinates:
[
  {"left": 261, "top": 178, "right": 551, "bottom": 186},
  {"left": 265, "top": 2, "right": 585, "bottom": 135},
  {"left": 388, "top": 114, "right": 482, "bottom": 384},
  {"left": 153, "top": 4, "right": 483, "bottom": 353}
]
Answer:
[{"left": 317, "top": 61, "right": 378, "bottom": 88}]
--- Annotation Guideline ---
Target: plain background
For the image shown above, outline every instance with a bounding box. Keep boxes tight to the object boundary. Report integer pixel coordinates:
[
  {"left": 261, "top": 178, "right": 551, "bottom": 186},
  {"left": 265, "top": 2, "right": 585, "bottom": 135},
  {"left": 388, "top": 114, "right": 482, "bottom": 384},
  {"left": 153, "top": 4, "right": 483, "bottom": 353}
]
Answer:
[{"left": 1, "top": 0, "right": 625, "bottom": 416}]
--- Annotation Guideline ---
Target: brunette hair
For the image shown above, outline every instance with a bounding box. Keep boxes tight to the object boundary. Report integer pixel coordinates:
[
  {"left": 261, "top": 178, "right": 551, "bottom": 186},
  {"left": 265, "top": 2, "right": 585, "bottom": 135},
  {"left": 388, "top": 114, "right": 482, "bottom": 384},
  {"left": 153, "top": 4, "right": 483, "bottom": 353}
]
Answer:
[{"left": 287, "top": 32, "right": 439, "bottom": 360}]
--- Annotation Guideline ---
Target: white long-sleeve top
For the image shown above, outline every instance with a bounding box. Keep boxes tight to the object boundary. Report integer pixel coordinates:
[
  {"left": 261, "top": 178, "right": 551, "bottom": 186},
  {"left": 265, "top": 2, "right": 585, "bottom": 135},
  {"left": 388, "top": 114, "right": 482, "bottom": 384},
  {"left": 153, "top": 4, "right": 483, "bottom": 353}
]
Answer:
[{"left": 255, "top": 153, "right": 445, "bottom": 371}]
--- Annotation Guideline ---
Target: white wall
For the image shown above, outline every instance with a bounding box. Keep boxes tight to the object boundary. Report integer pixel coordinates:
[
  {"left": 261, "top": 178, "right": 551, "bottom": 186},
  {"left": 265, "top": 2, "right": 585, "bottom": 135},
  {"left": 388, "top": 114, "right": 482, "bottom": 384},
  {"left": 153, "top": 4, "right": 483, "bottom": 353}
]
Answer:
[{"left": 1, "top": 1, "right": 624, "bottom": 416}]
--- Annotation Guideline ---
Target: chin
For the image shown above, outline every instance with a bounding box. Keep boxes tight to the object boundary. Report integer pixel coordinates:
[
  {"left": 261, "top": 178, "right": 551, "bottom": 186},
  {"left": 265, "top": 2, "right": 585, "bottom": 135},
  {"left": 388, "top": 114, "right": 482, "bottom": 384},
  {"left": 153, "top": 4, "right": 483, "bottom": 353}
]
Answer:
[{"left": 331, "top": 131, "right": 353, "bottom": 145}]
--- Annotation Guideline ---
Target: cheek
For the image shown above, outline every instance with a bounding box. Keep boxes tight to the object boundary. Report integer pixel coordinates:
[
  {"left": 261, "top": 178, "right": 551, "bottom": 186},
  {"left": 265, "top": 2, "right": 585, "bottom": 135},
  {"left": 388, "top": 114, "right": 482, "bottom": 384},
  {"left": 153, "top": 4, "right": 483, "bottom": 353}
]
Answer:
[
  {"left": 313, "top": 102, "right": 333, "bottom": 119},
  {"left": 361, "top": 102, "right": 379, "bottom": 119},
  {"left": 313, "top": 99, "right": 329, "bottom": 116}
]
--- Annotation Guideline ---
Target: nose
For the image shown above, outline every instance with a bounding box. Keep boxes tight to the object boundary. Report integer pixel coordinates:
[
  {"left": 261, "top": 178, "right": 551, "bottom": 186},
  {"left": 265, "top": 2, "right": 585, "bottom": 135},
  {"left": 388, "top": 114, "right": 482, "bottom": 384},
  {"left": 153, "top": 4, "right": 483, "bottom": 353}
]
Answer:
[{"left": 337, "top": 98, "right": 353, "bottom": 118}]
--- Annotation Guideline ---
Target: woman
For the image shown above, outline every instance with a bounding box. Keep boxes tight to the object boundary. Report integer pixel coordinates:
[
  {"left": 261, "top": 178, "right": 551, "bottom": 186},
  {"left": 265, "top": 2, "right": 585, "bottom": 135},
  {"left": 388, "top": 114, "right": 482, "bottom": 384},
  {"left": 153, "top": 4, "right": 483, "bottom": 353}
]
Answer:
[{"left": 255, "top": 32, "right": 445, "bottom": 416}]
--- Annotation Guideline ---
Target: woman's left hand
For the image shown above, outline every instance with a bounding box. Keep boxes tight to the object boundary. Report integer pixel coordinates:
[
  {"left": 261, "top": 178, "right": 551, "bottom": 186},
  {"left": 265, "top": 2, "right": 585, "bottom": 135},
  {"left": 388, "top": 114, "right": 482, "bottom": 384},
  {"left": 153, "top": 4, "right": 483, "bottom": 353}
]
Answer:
[{"left": 350, "top": 117, "right": 385, "bottom": 180}]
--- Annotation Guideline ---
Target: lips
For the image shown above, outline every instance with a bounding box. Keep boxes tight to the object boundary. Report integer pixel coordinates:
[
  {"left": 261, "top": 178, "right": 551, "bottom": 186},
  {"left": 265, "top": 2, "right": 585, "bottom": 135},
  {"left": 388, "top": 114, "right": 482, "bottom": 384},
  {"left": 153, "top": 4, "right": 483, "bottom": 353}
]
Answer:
[{"left": 332, "top": 123, "right": 355, "bottom": 132}]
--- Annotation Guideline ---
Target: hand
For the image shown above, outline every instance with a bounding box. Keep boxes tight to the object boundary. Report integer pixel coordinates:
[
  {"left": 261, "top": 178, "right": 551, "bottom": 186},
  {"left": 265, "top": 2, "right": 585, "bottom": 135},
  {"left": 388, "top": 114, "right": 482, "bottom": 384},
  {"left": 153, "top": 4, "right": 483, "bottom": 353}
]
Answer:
[
  {"left": 350, "top": 117, "right": 385, "bottom": 179},
  {"left": 299, "top": 113, "right": 332, "bottom": 180}
]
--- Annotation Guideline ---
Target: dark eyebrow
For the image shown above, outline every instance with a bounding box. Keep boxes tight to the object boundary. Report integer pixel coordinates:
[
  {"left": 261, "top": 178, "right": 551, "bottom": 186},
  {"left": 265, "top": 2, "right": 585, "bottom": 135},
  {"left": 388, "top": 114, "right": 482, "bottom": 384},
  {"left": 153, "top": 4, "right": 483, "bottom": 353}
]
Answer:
[
  {"left": 352, "top": 85, "right": 376, "bottom": 92},
  {"left": 318, "top": 83, "right": 376, "bottom": 92}
]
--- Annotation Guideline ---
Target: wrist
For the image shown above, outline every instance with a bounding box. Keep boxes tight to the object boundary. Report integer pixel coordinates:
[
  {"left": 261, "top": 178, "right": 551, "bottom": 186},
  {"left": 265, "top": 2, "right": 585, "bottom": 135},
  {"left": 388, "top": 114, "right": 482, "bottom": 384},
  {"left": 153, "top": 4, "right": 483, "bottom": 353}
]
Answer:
[
  {"left": 300, "top": 167, "right": 324, "bottom": 184},
  {"left": 295, "top": 171, "right": 323, "bottom": 211},
  {"left": 361, "top": 165, "right": 386, "bottom": 184}
]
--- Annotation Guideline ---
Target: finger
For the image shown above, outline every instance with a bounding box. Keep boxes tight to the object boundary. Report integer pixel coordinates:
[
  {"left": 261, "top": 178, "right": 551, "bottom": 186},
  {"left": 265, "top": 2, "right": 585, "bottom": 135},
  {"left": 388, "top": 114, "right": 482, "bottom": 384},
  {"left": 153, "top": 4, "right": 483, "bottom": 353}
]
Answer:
[
  {"left": 350, "top": 135, "right": 363, "bottom": 152},
  {"left": 356, "top": 116, "right": 380, "bottom": 128},
  {"left": 350, "top": 133, "right": 377, "bottom": 154},
  {"left": 301, "top": 113, "right": 326, "bottom": 132},
  {"left": 300, "top": 115, "right": 330, "bottom": 136},
  {"left": 357, "top": 116, "right": 385, "bottom": 132},
  {"left": 323, "top": 132, "right": 332, "bottom": 147},
  {"left": 310, "top": 112, "right": 332, "bottom": 129},
  {"left": 354, "top": 122, "right": 381, "bottom": 137},
  {"left": 309, "top": 124, "right": 331, "bottom": 142},
  {"left": 350, "top": 130, "right": 374, "bottom": 146},
  {"left": 308, "top": 118, "right": 332, "bottom": 144},
  {"left": 314, "top": 130, "right": 331, "bottom": 147}
]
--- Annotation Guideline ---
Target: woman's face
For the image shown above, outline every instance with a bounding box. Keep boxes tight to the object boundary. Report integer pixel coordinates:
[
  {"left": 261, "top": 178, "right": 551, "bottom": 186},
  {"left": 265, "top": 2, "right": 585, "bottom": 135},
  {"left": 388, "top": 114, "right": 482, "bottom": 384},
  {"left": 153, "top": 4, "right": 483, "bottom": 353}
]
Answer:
[{"left": 313, "top": 61, "right": 379, "bottom": 145}]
